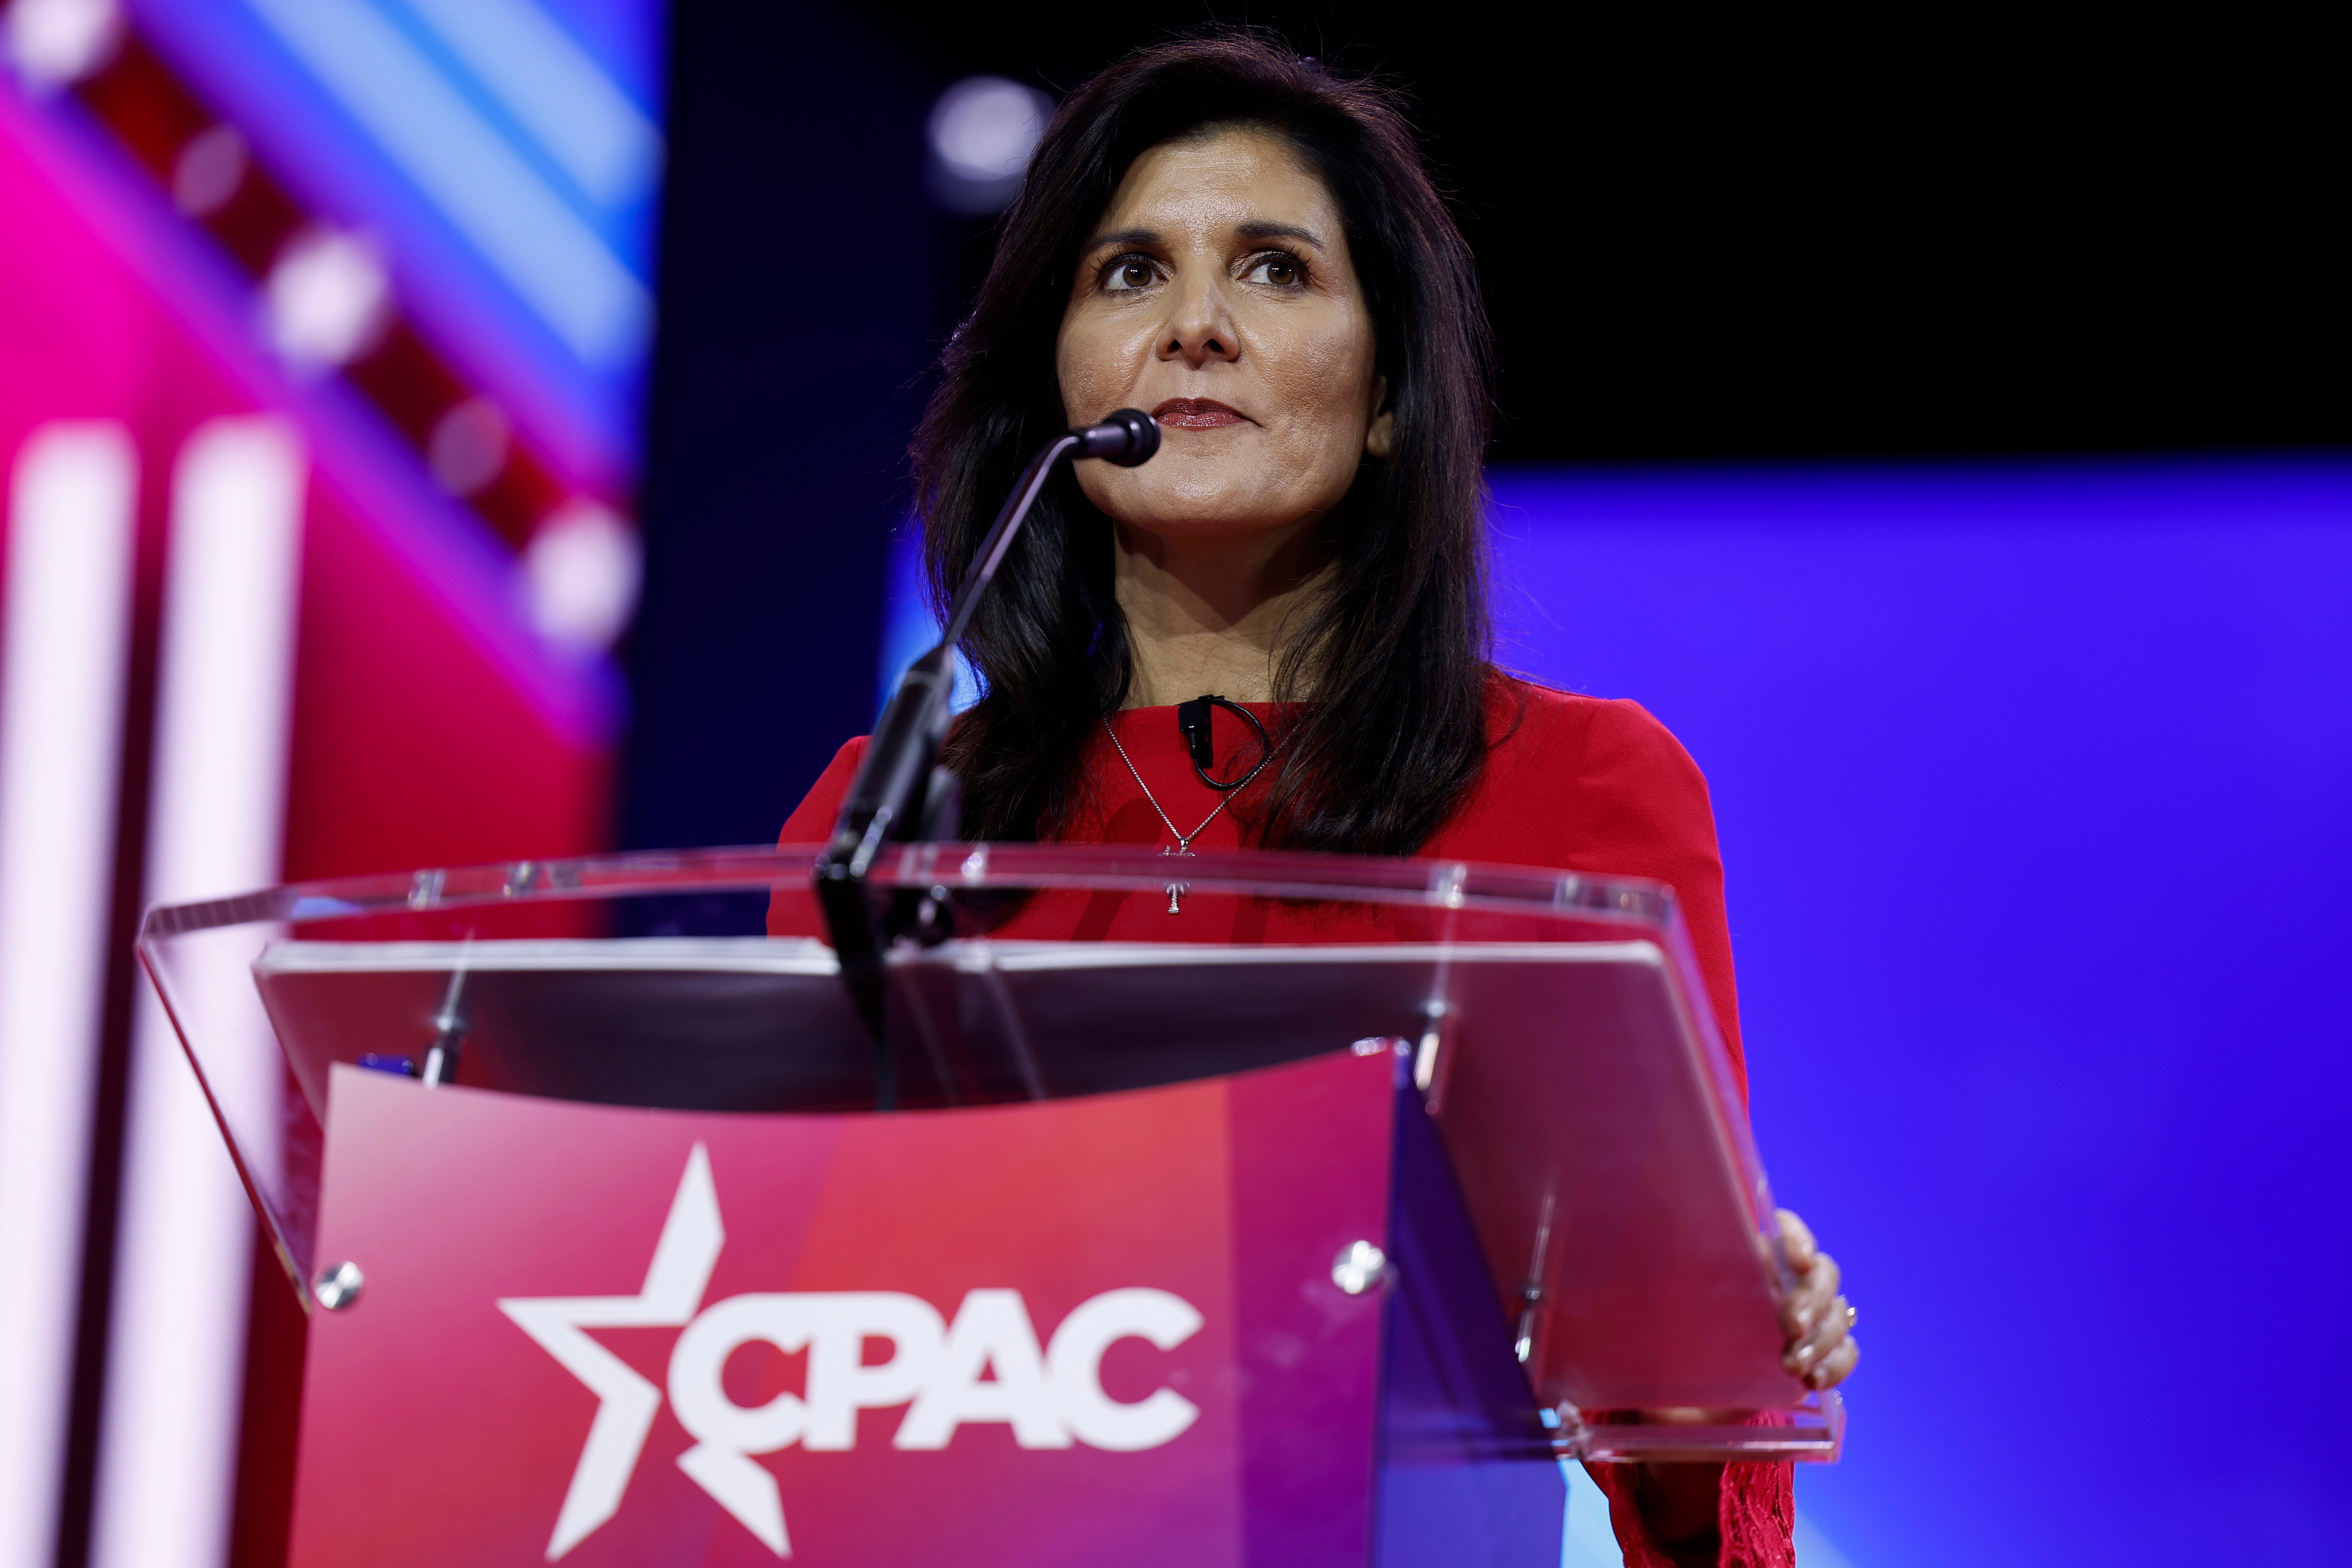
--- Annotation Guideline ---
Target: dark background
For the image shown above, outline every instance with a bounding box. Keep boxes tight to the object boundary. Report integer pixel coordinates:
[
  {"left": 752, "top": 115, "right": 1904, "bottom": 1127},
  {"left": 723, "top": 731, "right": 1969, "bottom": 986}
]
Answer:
[{"left": 626, "top": 2, "right": 2344, "bottom": 852}]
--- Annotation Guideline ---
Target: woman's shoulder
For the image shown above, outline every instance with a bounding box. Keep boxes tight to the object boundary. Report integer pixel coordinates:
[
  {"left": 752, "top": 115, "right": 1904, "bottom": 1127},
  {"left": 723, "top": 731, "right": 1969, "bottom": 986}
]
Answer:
[
  {"left": 1481, "top": 669, "right": 1702, "bottom": 780},
  {"left": 1461, "top": 672, "right": 1741, "bottom": 1076},
  {"left": 776, "top": 735, "right": 869, "bottom": 846},
  {"left": 1443, "top": 670, "right": 1717, "bottom": 865}
]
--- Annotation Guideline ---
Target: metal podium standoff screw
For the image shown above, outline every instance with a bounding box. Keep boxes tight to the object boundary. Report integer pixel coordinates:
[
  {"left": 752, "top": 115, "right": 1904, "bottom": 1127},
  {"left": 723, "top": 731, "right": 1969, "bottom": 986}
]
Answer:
[
  {"left": 1331, "top": 1241, "right": 1388, "bottom": 1296},
  {"left": 314, "top": 1261, "right": 365, "bottom": 1311}
]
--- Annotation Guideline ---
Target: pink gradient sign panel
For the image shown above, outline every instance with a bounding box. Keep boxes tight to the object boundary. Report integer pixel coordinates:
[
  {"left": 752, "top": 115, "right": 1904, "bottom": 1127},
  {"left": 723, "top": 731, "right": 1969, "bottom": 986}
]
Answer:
[{"left": 289, "top": 1050, "right": 1397, "bottom": 1566}]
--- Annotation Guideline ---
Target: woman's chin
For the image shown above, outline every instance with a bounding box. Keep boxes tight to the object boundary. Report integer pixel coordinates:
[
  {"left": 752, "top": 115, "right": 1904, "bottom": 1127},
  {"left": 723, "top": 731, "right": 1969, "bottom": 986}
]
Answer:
[
  {"left": 1111, "top": 500, "right": 1323, "bottom": 544},
  {"left": 1092, "top": 471, "right": 1338, "bottom": 537}
]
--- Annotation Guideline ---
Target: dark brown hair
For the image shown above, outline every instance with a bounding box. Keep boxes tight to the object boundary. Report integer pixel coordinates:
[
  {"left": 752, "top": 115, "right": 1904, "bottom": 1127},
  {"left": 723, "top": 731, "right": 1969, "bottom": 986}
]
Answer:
[{"left": 914, "top": 31, "right": 1494, "bottom": 854}]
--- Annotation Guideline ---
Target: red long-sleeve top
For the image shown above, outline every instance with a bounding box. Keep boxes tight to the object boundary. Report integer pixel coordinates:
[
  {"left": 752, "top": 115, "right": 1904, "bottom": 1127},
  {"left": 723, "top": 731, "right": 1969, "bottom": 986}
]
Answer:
[{"left": 774, "top": 671, "right": 1793, "bottom": 1567}]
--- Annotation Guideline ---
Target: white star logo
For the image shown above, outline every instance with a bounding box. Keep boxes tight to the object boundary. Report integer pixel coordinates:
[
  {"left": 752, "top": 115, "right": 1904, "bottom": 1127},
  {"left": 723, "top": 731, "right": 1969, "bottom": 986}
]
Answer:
[
  {"left": 498, "top": 1143, "right": 729, "bottom": 1559},
  {"left": 497, "top": 1144, "right": 1205, "bottom": 1561}
]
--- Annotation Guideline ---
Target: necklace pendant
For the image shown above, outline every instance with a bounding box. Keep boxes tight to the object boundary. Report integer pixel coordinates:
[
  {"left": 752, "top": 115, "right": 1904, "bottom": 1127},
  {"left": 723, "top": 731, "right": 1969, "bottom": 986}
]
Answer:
[{"left": 1160, "top": 842, "right": 1192, "bottom": 915}]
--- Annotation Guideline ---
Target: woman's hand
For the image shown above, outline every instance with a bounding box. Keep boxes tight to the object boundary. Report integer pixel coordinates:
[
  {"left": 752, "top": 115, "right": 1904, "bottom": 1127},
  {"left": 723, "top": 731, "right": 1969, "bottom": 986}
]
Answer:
[
  {"left": 1776, "top": 1209, "right": 1858, "bottom": 1389},
  {"left": 1620, "top": 1211, "right": 1864, "bottom": 1558}
]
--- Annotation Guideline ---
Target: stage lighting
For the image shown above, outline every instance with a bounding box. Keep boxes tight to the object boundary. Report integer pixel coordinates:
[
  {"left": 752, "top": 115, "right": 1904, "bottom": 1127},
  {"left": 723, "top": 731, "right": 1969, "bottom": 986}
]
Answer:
[
  {"left": 925, "top": 74, "right": 1053, "bottom": 216},
  {"left": 263, "top": 227, "right": 390, "bottom": 370},
  {"left": 525, "top": 500, "right": 641, "bottom": 652},
  {"left": 427, "top": 398, "right": 512, "bottom": 498},
  {"left": 3, "top": 0, "right": 121, "bottom": 89}
]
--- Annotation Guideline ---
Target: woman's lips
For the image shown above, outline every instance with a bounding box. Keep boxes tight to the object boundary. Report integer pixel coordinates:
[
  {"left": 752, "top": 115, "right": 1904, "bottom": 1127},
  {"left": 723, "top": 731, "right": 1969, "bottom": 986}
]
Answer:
[{"left": 1152, "top": 398, "right": 1249, "bottom": 429}]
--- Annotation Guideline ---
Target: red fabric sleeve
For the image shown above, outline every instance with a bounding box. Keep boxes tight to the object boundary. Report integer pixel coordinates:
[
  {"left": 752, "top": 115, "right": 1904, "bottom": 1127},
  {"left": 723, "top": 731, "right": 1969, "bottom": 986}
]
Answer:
[
  {"left": 1586, "top": 1459, "right": 1795, "bottom": 1568},
  {"left": 1560, "top": 700, "right": 1790, "bottom": 1566},
  {"left": 767, "top": 737, "right": 866, "bottom": 938},
  {"left": 1451, "top": 685, "right": 1790, "bottom": 1565},
  {"left": 1569, "top": 697, "right": 1744, "bottom": 1089},
  {"left": 1436, "top": 684, "right": 1746, "bottom": 1093},
  {"left": 776, "top": 736, "right": 866, "bottom": 847}
]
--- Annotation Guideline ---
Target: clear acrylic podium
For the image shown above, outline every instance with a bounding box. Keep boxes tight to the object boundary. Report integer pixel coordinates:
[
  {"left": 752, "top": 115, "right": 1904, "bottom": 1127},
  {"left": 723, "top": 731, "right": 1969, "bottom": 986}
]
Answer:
[{"left": 140, "top": 843, "right": 1840, "bottom": 1567}]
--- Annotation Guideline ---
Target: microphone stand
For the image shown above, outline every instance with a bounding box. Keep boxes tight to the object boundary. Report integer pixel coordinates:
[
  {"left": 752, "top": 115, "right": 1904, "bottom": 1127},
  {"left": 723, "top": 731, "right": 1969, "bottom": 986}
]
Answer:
[{"left": 815, "top": 410, "right": 1159, "bottom": 1108}]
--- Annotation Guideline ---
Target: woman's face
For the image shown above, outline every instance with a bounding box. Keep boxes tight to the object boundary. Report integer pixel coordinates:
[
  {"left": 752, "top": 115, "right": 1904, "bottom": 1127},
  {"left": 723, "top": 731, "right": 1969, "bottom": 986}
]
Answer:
[{"left": 1057, "top": 126, "right": 1391, "bottom": 544}]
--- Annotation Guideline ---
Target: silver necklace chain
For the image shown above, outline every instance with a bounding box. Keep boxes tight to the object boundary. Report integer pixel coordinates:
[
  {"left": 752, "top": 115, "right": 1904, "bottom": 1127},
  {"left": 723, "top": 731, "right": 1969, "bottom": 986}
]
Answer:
[
  {"left": 1102, "top": 716, "right": 1272, "bottom": 912},
  {"left": 1103, "top": 719, "right": 1234, "bottom": 851}
]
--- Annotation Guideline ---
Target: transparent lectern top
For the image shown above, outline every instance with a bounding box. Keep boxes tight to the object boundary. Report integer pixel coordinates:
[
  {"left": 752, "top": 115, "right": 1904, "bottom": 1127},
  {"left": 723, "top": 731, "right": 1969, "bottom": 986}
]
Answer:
[{"left": 140, "top": 841, "right": 1828, "bottom": 1456}]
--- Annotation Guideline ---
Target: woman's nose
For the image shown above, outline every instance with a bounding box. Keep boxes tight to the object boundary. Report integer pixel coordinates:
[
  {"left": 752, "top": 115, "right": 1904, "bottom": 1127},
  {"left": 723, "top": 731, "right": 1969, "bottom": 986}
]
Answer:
[{"left": 1157, "top": 282, "right": 1241, "bottom": 369}]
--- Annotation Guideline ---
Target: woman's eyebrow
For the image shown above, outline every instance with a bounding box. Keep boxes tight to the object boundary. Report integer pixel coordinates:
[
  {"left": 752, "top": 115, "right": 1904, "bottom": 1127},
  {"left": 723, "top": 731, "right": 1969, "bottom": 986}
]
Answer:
[
  {"left": 1083, "top": 227, "right": 1162, "bottom": 251},
  {"left": 1083, "top": 222, "right": 1327, "bottom": 251},
  {"left": 1235, "top": 220, "right": 1325, "bottom": 248}
]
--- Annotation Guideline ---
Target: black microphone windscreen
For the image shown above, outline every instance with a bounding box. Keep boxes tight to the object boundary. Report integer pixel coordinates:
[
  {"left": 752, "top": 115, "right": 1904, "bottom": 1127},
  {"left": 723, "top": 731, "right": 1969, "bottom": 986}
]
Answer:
[{"left": 1074, "top": 409, "right": 1160, "bottom": 466}]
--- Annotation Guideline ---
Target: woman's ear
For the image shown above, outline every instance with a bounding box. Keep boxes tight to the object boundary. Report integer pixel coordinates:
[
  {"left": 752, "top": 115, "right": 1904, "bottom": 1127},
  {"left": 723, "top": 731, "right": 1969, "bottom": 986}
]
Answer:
[{"left": 1365, "top": 376, "right": 1395, "bottom": 460}]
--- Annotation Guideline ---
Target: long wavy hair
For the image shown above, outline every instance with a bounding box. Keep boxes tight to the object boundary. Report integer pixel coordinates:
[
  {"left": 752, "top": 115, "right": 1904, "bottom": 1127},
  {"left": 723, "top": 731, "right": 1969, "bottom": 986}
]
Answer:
[{"left": 915, "top": 32, "right": 1495, "bottom": 854}]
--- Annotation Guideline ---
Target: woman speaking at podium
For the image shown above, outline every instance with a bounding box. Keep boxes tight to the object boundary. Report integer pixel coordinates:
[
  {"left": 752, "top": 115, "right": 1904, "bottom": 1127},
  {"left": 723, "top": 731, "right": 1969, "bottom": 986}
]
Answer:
[{"left": 777, "top": 33, "right": 1855, "bottom": 1566}]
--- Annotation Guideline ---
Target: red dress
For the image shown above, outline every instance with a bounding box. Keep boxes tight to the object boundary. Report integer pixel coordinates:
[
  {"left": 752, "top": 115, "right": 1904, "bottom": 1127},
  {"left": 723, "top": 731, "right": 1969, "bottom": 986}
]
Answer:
[{"left": 774, "top": 672, "right": 1794, "bottom": 1568}]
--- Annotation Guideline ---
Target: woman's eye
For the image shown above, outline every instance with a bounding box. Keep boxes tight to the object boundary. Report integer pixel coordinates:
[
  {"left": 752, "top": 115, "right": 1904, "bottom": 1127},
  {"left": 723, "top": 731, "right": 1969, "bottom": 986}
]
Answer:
[
  {"left": 1245, "top": 256, "right": 1302, "bottom": 287},
  {"left": 1103, "top": 258, "right": 1157, "bottom": 292}
]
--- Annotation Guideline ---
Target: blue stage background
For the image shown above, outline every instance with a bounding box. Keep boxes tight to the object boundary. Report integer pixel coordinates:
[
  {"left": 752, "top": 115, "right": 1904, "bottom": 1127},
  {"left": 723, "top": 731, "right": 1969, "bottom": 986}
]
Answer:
[{"left": 1489, "top": 462, "right": 2352, "bottom": 1566}]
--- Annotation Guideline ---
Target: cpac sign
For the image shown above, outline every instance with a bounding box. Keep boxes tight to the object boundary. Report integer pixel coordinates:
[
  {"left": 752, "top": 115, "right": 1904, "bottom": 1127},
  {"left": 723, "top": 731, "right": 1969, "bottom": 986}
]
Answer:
[{"left": 498, "top": 1147, "right": 1203, "bottom": 1559}]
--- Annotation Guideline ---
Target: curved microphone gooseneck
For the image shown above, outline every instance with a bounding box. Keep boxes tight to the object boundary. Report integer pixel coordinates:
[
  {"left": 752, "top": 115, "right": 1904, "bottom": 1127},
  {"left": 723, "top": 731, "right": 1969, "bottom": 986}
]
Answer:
[{"left": 815, "top": 410, "right": 1160, "bottom": 1103}]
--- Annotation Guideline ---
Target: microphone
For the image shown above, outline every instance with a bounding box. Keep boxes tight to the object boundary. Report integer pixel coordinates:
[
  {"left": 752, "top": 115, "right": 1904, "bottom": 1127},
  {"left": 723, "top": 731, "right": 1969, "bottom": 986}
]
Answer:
[
  {"left": 1070, "top": 408, "right": 1160, "bottom": 466},
  {"left": 815, "top": 409, "right": 1160, "bottom": 1097}
]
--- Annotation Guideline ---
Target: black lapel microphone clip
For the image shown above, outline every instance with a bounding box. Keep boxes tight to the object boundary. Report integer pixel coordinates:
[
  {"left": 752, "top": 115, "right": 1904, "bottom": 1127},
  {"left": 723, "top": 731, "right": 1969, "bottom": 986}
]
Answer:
[{"left": 1175, "top": 695, "right": 1274, "bottom": 793}]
